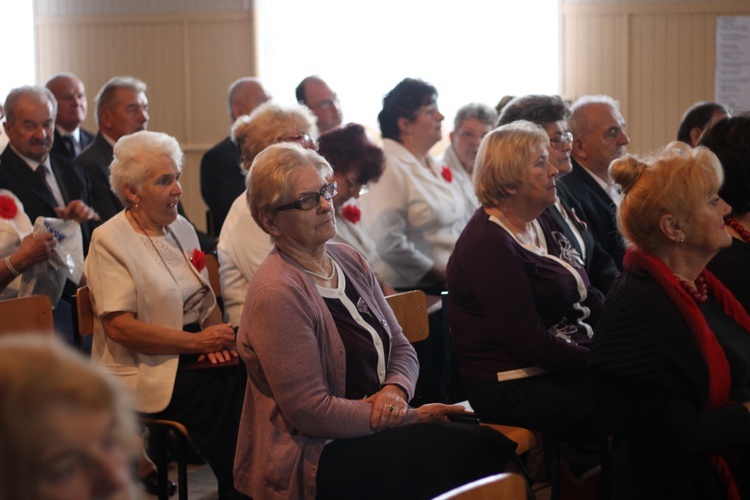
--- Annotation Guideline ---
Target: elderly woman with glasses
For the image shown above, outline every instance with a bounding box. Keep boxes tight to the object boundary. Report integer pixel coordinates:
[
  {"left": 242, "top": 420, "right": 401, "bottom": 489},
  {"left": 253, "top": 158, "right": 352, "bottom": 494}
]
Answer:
[
  {"left": 234, "top": 143, "right": 519, "bottom": 500},
  {"left": 498, "top": 94, "right": 619, "bottom": 295},
  {"left": 447, "top": 121, "right": 602, "bottom": 477},
  {"left": 218, "top": 102, "right": 319, "bottom": 326},
  {"left": 362, "top": 78, "right": 468, "bottom": 292},
  {"left": 84, "top": 130, "right": 244, "bottom": 499}
]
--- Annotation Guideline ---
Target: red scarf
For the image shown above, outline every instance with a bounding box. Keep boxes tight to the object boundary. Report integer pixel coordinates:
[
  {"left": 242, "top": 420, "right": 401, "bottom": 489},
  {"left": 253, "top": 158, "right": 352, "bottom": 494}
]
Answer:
[{"left": 624, "top": 246, "right": 750, "bottom": 499}]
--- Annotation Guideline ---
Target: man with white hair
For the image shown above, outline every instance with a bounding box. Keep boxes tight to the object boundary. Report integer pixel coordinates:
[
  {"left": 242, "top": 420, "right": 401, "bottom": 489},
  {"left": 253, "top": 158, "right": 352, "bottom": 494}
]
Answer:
[
  {"left": 558, "top": 94, "right": 630, "bottom": 269},
  {"left": 200, "top": 77, "right": 269, "bottom": 234},
  {"left": 75, "top": 76, "right": 149, "bottom": 222},
  {"left": 46, "top": 72, "right": 94, "bottom": 159}
]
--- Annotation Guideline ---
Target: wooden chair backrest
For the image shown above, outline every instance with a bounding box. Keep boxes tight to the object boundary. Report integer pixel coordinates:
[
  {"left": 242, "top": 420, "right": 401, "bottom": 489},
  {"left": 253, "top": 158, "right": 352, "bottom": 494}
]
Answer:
[
  {"left": 76, "top": 285, "right": 95, "bottom": 337},
  {"left": 0, "top": 295, "right": 55, "bottom": 336},
  {"left": 433, "top": 472, "right": 528, "bottom": 500},
  {"left": 385, "top": 290, "right": 429, "bottom": 343},
  {"left": 204, "top": 253, "right": 221, "bottom": 298}
]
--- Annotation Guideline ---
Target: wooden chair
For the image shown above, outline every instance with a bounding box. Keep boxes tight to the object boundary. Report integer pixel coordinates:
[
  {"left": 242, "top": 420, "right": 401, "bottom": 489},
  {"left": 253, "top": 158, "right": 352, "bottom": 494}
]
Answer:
[
  {"left": 385, "top": 290, "right": 429, "bottom": 343},
  {"left": 0, "top": 294, "right": 54, "bottom": 336},
  {"left": 74, "top": 285, "right": 190, "bottom": 500},
  {"left": 385, "top": 291, "right": 536, "bottom": 456},
  {"left": 433, "top": 472, "right": 528, "bottom": 500}
]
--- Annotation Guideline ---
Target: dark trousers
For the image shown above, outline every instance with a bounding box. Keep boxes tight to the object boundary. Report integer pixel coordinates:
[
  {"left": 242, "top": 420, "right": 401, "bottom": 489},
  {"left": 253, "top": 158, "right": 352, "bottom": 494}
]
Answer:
[
  {"left": 145, "top": 355, "right": 246, "bottom": 499},
  {"left": 316, "top": 422, "right": 519, "bottom": 500}
]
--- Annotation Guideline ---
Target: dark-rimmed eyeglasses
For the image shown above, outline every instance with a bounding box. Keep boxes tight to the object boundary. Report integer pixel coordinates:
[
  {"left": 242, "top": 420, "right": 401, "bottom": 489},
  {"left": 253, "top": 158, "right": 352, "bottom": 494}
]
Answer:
[
  {"left": 276, "top": 182, "right": 338, "bottom": 212},
  {"left": 549, "top": 132, "right": 573, "bottom": 150}
]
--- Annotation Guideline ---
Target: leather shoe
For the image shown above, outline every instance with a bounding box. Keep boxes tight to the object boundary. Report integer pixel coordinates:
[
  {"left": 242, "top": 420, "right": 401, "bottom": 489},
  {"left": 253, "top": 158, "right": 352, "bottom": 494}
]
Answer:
[{"left": 141, "top": 470, "right": 177, "bottom": 496}]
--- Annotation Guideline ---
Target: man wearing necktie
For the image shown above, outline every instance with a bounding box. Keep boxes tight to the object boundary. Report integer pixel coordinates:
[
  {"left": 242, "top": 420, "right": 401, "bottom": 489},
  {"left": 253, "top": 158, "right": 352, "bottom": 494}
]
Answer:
[
  {"left": 46, "top": 73, "right": 95, "bottom": 160},
  {"left": 0, "top": 85, "right": 99, "bottom": 342},
  {"left": 0, "top": 86, "right": 98, "bottom": 250}
]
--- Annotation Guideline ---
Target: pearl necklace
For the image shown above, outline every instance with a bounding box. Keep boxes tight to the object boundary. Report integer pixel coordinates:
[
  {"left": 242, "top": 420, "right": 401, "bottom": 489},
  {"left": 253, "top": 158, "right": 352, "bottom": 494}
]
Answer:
[
  {"left": 677, "top": 273, "right": 708, "bottom": 303},
  {"left": 303, "top": 254, "right": 336, "bottom": 281},
  {"left": 725, "top": 216, "right": 750, "bottom": 244}
]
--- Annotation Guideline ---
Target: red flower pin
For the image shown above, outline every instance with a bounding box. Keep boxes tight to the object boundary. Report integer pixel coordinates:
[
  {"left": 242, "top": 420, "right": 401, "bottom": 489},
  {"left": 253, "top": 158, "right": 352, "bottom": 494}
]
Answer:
[
  {"left": 191, "top": 248, "right": 206, "bottom": 272},
  {"left": 0, "top": 195, "right": 18, "bottom": 219},
  {"left": 341, "top": 204, "right": 361, "bottom": 224},
  {"left": 441, "top": 166, "right": 453, "bottom": 183}
]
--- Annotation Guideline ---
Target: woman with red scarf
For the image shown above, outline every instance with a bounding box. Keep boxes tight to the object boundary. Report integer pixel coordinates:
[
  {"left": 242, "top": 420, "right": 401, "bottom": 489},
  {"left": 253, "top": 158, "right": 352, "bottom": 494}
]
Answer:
[{"left": 590, "top": 142, "right": 750, "bottom": 499}]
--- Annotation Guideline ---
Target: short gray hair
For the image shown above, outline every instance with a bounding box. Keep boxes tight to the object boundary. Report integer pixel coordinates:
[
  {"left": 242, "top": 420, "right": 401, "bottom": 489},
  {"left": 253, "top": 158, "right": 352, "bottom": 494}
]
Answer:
[
  {"left": 109, "top": 131, "right": 183, "bottom": 208},
  {"left": 95, "top": 76, "right": 147, "bottom": 126},
  {"left": 453, "top": 103, "right": 497, "bottom": 130},
  {"left": 231, "top": 102, "right": 318, "bottom": 171},
  {"left": 247, "top": 143, "right": 333, "bottom": 235},
  {"left": 473, "top": 120, "right": 549, "bottom": 207},
  {"left": 3, "top": 86, "right": 57, "bottom": 125},
  {"left": 568, "top": 95, "right": 620, "bottom": 138}
]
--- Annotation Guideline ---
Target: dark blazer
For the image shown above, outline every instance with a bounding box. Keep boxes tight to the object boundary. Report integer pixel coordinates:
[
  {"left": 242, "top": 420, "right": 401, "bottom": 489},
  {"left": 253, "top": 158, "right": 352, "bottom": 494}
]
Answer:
[
  {"left": 200, "top": 136, "right": 244, "bottom": 235},
  {"left": 75, "top": 132, "right": 123, "bottom": 223},
  {"left": 557, "top": 158, "right": 626, "bottom": 269},
  {"left": 51, "top": 127, "right": 95, "bottom": 160},
  {"left": 546, "top": 182, "right": 619, "bottom": 295},
  {"left": 0, "top": 145, "right": 94, "bottom": 252}
]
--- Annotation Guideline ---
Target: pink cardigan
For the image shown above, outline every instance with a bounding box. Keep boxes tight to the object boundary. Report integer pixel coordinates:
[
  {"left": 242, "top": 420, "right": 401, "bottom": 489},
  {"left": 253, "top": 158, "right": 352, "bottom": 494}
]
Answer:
[{"left": 234, "top": 243, "right": 419, "bottom": 499}]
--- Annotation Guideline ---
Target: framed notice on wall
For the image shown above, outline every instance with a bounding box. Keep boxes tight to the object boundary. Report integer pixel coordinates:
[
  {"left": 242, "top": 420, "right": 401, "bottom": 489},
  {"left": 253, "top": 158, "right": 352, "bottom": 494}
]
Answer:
[{"left": 716, "top": 16, "right": 750, "bottom": 112}]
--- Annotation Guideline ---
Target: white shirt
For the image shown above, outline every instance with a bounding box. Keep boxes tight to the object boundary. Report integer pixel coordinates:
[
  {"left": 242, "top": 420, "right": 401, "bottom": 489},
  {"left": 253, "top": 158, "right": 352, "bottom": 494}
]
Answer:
[
  {"left": 0, "top": 190, "right": 33, "bottom": 299},
  {"left": 217, "top": 190, "right": 273, "bottom": 325},
  {"left": 578, "top": 162, "right": 621, "bottom": 204},
  {"left": 436, "top": 144, "right": 479, "bottom": 226},
  {"left": 332, "top": 199, "right": 380, "bottom": 266},
  {"left": 361, "top": 138, "right": 468, "bottom": 288}
]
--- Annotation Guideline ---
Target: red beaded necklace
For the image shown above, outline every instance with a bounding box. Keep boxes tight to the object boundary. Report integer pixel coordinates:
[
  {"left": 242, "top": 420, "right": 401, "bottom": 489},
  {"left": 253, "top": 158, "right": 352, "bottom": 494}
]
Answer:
[
  {"left": 677, "top": 273, "right": 708, "bottom": 303},
  {"left": 725, "top": 216, "right": 750, "bottom": 244}
]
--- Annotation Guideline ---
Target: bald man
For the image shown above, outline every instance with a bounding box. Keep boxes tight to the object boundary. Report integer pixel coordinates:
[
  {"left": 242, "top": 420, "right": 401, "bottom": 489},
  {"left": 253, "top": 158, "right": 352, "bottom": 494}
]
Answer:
[
  {"left": 200, "top": 77, "right": 270, "bottom": 234},
  {"left": 295, "top": 76, "right": 342, "bottom": 133},
  {"left": 45, "top": 73, "right": 95, "bottom": 159}
]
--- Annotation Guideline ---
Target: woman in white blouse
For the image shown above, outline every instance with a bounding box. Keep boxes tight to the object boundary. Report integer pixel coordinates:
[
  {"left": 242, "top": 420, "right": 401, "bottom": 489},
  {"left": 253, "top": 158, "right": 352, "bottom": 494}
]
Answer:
[
  {"left": 362, "top": 78, "right": 468, "bottom": 291},
  {"left": 84, "top": 131, "right": 244, "bottom": 499}
]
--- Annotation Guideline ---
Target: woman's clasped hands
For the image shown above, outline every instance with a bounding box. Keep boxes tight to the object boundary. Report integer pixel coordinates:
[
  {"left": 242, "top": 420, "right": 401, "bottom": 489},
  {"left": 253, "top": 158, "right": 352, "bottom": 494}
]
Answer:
[{"left": 196, "top": 323, "right": 238, "bottom": 364}]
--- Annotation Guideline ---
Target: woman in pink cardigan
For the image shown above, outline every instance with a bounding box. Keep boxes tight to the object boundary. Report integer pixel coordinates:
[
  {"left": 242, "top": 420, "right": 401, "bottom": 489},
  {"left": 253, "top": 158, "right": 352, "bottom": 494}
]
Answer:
[{"left": 234, "top": 143, "right": 519, "bottom": 500}]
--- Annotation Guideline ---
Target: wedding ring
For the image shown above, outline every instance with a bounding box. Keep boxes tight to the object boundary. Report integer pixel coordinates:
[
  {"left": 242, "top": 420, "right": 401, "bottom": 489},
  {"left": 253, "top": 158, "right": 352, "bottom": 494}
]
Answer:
[{"left": 388, "top": 404, "right": 394, "bottom": 412}]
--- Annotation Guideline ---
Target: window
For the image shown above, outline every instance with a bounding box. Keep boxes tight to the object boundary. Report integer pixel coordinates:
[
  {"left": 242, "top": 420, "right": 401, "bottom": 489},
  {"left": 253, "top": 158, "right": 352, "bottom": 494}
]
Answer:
[{"left": 255, "top": 0, "right": 560, "bottom": 142}]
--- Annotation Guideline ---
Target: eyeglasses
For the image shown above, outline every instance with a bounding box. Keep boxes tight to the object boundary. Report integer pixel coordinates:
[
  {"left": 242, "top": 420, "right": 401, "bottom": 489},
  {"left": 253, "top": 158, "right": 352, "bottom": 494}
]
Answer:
[
  {"left": 276, "top": 182, "right": 338, "bottom": 212},
  {"left": 456, "top": 129, "right": 487, "bottom": 142},
  {"left": 549, "top": 132, "right": 573, "bottom": 150},
  {"left": 277, "top": 133, "right": 317, "bottom": 149},
  {"left": 346, "top": 175, "right": 369, "bottom": 196}
]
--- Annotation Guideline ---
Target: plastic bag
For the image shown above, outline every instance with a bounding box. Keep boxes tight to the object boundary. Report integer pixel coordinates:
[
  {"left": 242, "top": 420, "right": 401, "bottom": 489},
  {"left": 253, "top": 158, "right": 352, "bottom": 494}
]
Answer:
[{"left": 18, "top": 216, "right": 84, "bottom": 307}]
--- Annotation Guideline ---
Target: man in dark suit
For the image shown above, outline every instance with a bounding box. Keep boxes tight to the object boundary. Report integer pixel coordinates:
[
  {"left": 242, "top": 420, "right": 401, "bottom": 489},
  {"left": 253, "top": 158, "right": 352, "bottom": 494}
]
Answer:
[
  {"left": 45, "top": 73, "right": 95, "bottom": 159},
  {"left": 1, "top": 86, "right": 99, "bottom": 343},
  {"left": 1, "top": 86, "right": 98, "bottom": 248},
  {"left": 75, "top": 76, "right": 149, "bottom": 222},
  {"left": 558, "top": 95, "right": 630, "bottom": 269},
  {"left": 200, "top": 77, "right": 269, "bottom": 235}
]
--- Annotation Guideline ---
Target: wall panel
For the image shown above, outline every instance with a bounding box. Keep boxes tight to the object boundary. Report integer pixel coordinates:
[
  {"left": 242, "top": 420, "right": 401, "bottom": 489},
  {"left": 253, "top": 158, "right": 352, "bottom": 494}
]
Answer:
[
  {"left": 35, "top": 8, "right": 256, "bottom": 231},
  {"left": 563, "top": 1, "right": 750, "bottom": 154}
]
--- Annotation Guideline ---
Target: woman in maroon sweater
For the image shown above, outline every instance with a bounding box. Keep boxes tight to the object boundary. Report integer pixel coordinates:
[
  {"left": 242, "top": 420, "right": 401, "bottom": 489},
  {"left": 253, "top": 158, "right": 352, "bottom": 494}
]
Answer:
[{"left": 447, "top": 121, "right": 602, "bottom": 473}]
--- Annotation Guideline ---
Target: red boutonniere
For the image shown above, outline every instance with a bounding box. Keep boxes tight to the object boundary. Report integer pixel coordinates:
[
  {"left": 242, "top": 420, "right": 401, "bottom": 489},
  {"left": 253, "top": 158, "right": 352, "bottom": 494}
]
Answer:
[
  {"left": 190, "top": 248, "right": 206, "bottom": 272},
  {"left": 341, "top": 204, "right": 361, "bottom": 224},
  {"left": 0, "top": 195, "right": 18, "bottom": 219},
  {"left": 441, "top": 166, "right": 453, "bottom": 183}
]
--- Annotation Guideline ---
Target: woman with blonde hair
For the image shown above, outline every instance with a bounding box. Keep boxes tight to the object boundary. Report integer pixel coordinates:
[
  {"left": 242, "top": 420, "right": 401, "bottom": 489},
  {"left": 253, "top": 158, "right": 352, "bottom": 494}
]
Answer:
[{"left": 590, "top": 142, "right": 750, "bottom": 499}]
